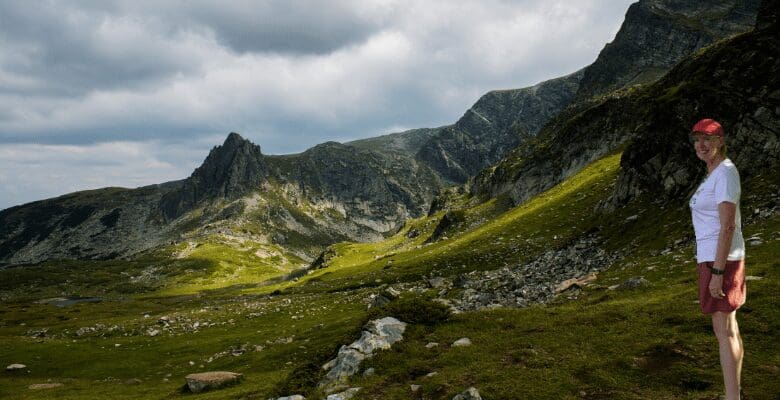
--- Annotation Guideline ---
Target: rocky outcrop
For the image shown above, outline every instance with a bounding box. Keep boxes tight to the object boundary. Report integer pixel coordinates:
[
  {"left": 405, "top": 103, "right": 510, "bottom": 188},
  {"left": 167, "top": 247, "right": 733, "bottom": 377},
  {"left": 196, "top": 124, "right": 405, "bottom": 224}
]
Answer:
[
  {"left": 415, "top": 70, "right": 583, "bottom": 183},
  {"left": 575, "top": 0, "right": 760, "bottom": 101},
  {"left": 319, "top": 317, "right": 406, "bottom": 393},
  {"left": 161, "top": 132, "right": 268, "bottom": 220},
  {"left": 607, "top": 10, "right": 780, "bottom": 206}
]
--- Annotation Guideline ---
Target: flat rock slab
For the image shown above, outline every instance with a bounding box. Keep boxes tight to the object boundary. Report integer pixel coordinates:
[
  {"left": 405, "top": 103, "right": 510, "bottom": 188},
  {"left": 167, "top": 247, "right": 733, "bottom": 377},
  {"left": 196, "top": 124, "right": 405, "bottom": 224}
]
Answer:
[
  {"left": 185, "top": 371, "right": 243, "bottom": 393},
  {"left": 29, "top": 383, "right": 64, "bottom": 390}
]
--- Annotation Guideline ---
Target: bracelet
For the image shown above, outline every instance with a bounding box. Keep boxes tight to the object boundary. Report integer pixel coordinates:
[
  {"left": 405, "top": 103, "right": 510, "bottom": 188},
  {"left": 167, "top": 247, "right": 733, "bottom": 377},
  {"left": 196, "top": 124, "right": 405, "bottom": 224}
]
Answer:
[{"left": 710, "top": 266, "right": 725, "bottom": 276}]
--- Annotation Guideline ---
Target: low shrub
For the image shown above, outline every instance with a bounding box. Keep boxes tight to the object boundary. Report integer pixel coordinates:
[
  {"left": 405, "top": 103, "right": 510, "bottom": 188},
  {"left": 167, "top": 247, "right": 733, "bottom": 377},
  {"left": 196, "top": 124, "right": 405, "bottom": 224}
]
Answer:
[{"left": 367, "top": 292, "right": 451, "bottom": 326}]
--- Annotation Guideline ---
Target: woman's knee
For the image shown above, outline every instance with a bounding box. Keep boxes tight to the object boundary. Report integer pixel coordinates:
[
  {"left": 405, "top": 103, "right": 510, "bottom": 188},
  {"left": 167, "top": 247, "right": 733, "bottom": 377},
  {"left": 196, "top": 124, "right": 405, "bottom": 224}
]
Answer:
[{"left": 712, "top": 312, "right": 738, "bottom": 339}]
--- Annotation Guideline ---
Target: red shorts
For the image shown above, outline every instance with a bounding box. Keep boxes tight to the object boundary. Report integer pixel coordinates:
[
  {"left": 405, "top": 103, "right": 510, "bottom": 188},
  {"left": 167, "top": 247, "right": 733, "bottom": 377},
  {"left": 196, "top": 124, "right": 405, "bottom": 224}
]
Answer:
[{"left": 697, "top": 259, "right": 746, "bottom": 314}]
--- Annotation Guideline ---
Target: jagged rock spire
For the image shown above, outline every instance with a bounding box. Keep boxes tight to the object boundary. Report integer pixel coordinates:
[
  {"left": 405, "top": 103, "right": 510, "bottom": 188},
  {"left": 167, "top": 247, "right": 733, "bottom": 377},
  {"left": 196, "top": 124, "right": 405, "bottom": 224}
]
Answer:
[{"left": 160, "top": 132, "right": 268, "bottom": 219}]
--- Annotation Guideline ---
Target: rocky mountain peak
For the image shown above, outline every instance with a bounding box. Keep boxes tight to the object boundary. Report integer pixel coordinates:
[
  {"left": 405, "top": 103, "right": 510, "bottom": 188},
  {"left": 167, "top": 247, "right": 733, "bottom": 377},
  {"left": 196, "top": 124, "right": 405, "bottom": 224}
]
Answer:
[
  {"left": 160, "top": 132, "right": 268, "bottom": 219},
  {"left": 191, "top": 132, "right": 267, "bottom": 197},
  {"left": 222, "top": 131, "right": 247, "bottom": 147}
]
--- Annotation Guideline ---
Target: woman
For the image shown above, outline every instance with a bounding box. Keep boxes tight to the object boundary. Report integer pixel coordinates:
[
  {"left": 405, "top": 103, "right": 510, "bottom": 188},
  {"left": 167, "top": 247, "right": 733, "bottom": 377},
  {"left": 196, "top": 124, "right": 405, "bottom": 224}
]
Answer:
[{"left": 688, "top": 118, "right": 746, "bottom": 400}]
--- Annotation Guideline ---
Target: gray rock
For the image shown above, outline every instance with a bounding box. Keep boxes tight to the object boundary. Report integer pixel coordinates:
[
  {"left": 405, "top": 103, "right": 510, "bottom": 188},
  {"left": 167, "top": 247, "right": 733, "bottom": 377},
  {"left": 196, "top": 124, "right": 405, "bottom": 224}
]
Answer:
[
  {"left": 323, "top": 348, "right": 366, "bottom": 384},
  {"left": 276, "top": 395, "right": 306, "bottom": 400},
  {"left": 320, "top": 317, "right": 406, "bottom": 392},
  {"left": 448, "top": 235, "right": 619, "bottom": 311},
  {"left": 6, "top": 364, "right": 26, "bottom": 371},
  {"left": 452, "top": 338, "right": 472, "bottom": 347},
  {"left": 452, "top": 387, "right": 482, "bottom": 400},
  {"left": 362, "top": 368, "right": 375, "bottom": 377},
  {"left": 411, "top": 384, "right": 422, "bottom": 392},
  {"left": 326, "top": 387, "right": 361, "bottom": 400},
  {"left": 184, "top": 371, "right": 242, "bottom": 393}
]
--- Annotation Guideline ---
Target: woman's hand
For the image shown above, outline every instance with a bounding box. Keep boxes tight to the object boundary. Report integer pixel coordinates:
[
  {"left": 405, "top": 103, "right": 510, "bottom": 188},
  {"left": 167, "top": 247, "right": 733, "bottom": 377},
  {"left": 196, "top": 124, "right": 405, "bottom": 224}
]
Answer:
[{"left": 709, "top": 274, "right": 725, "bottom": 299}]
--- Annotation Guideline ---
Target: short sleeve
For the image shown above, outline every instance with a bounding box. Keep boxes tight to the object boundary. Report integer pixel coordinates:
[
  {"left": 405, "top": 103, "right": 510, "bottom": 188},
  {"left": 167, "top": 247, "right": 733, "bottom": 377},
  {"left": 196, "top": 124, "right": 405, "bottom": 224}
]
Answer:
[{"left": 714, "top": 167, "right": 740, "bottom": 205}]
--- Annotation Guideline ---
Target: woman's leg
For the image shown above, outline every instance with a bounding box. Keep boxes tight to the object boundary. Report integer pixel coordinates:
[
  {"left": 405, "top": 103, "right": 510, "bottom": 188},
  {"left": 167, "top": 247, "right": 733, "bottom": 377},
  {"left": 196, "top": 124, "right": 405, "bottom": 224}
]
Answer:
[{"left": 712, "top": 311, "right": 743, "bottom": 399}]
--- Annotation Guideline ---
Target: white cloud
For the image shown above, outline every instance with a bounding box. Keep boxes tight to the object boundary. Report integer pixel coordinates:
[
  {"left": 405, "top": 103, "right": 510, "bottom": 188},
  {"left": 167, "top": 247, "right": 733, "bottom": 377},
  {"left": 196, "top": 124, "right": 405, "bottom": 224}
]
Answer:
[{"left": 0, "top": 0, "right": 635, "bottom": 209}]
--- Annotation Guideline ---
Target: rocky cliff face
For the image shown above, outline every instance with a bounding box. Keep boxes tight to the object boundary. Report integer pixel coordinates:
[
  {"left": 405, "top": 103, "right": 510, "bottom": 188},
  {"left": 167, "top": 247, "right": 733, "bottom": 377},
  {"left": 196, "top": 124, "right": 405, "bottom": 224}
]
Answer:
[
  {"left": 472, "top": 6, "right": 777, "bottom": 208},
  {"left": 575, "top": 0, "right": 760, "bottom": 101},
  {"left": 608, "top": 4, "right": 779, "bottom": 206},
  {"left": 415, "top": 70, "right": 584, "bottom": 183},
  {"left": 265, "top": 140, "right": 443, "bottom": 235}
]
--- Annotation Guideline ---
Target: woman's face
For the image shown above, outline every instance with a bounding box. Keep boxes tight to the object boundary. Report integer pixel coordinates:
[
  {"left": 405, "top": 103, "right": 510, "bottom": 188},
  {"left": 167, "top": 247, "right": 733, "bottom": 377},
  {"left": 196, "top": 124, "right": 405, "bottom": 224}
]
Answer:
[{"left": 691, "top": 132, "right": 722, "bottom": 162}]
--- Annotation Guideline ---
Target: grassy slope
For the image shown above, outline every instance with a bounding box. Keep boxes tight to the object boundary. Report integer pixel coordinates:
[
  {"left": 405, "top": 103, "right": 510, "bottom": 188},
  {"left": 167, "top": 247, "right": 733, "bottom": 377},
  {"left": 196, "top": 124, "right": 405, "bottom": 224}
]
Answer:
[
  {"left": 1, "top": 152, "right": 778, "bottom": 399},
  {"left": 263, "top": 152, "right": 624, "bottom": 297}
]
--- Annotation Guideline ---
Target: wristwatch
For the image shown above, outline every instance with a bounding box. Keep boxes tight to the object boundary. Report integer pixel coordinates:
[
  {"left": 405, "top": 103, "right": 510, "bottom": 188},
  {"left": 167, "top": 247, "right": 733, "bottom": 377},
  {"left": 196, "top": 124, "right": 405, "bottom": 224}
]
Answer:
[{"left": 710, "top": 266, "right": 725, "bottom": 275}]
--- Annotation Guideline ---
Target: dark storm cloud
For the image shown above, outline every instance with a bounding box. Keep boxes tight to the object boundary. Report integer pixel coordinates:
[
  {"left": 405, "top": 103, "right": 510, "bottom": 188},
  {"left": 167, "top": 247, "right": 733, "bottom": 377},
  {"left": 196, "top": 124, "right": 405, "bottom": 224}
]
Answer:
[
  {"left": 0, "top": 2, "right": 200, "bottom": 97},
  {"left": 180, "top": 1, "right": 380, "bottom": 55}
]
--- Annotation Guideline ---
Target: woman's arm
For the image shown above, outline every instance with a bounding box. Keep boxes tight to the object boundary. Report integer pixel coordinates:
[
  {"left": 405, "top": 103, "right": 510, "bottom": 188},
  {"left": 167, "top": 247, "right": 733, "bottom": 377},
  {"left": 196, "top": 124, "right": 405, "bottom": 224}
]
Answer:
[{"left": 708, "top": 201, "right": 737, "bottom": 299}]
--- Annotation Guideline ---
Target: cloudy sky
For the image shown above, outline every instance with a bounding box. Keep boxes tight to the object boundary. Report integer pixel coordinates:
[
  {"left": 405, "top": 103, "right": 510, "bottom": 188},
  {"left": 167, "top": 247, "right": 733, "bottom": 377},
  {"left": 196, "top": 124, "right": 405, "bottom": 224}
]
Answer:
[{"left": 0, "top": 0, "right": 635, "bottom": 210}]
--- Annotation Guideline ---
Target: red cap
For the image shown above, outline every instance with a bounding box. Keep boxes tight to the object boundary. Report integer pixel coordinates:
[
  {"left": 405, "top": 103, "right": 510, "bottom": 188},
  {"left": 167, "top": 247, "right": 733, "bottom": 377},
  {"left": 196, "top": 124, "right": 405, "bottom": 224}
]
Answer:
[{"left": 691, "top": 118, "right": 724, "bottom": 136}]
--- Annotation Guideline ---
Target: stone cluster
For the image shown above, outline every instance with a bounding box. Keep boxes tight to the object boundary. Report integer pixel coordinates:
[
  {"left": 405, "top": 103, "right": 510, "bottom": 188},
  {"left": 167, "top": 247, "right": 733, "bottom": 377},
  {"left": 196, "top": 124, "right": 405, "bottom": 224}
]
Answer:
[{"left": 442, "top": 236, "right": 620, "bottom": 311}]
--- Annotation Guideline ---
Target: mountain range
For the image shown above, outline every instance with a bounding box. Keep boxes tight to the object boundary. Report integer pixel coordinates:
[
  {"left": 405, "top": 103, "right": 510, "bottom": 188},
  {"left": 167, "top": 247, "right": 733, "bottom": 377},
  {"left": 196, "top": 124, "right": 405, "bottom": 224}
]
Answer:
[{"left": 0, "top": 0, "right": 772, "bottom": 268}]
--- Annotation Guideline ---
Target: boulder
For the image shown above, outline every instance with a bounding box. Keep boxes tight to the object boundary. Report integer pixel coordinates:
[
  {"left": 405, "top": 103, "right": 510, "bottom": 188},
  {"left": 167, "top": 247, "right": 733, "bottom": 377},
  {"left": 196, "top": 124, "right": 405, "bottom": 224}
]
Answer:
[
  {"left": 184, "top": 371, "right": 243, "bottom": 393},
  {"left": 276, "top": 395, "right": 306, "bottom": 400},
  {"left": 452, "top": 387, "right": 482, "bottom": 400}
]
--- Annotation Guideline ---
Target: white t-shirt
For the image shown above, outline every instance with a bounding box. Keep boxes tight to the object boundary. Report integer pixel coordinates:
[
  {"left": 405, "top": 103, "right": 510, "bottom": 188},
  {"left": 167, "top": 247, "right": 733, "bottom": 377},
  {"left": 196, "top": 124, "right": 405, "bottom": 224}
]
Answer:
[{"left": 689, "top": 158, "right": 744, "bottom": 262}]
